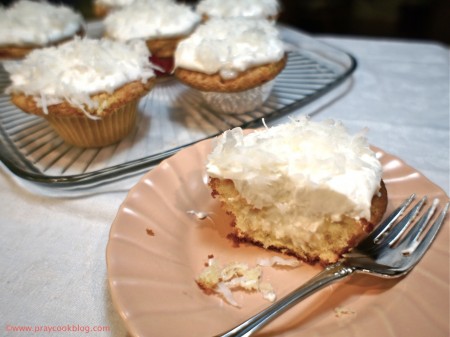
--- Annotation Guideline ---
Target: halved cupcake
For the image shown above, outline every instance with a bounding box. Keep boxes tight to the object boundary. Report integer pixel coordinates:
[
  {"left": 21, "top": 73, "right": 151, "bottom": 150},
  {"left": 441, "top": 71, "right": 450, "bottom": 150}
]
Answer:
[
  {"left": 0, "top": 0, "right": 85, "bottom": 59},
  {"left": 207, "top": 118, "right": 388, "bottom": 265},
  {"left": 4, "top": 38, "right": 157, "bottom": 148},
  {"left": 174, "top": 18, "right": 287, "bottom": 114}
]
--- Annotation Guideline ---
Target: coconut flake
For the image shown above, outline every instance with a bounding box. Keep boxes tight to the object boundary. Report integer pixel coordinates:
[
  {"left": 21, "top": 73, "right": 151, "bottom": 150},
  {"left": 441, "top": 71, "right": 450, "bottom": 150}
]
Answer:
[
  {"left": 215, "top": 282, "right": 240, "bottom": 307},
  {"left": 256, "top": 256, "right": 301, "bottom": 268}
]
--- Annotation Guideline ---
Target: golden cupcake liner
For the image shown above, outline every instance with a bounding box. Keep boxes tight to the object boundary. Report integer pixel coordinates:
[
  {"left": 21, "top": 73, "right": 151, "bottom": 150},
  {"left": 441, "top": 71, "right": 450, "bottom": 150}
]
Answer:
[
  {"left": 44, "top": 100, "right": 138, "bottom": 148},
  {"left": 200, "top": 79, "right": 275, "bottom": 114}
]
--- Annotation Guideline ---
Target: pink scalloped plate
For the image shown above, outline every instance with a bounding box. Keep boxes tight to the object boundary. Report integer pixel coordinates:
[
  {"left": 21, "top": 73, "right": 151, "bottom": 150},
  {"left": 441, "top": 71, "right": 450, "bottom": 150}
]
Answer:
[{"left": 106, "top": 138, "right": 449, "bottom": 337}]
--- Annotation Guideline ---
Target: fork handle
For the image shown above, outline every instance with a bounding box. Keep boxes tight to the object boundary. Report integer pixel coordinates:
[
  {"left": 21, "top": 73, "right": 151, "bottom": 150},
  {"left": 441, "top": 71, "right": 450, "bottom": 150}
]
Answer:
[{"left": 216, "top": 262, "right": 355, "bottom": 337}]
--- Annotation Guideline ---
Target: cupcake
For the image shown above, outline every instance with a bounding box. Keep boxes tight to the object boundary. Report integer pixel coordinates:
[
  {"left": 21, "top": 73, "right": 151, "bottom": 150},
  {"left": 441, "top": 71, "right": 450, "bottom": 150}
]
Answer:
[
  {"left": 0, "top": 0, "right": 85, "bottom": 60},
  {"left": 174, "top": 18, "right": 287, "bottom": 114},
  {"left": 93, "top": 0, "right": 135, "bottom": 17},
  {"left": 196, "top": 0, "right": 280, "bottom": 21},
  {"left": 104, "top": 0, "right": 201, "bottom": 75},
  {"left": 207, "top": 118, "right": 388, "bottom": 265},
  {"left": 4, "top": 38, "right": 157, "bottom": 148}
]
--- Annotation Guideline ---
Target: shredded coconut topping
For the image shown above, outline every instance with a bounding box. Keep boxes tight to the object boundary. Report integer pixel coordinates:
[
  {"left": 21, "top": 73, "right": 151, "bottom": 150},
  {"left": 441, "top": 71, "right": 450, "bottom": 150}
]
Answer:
[
  {"left": 96, "top": 0, "right": 173, "bottom": 8},
  {"left": 96, "top": 0, "right": 135, "bottom": 7},
  {"left": 196, "top": 0, "right": 280, "bottom": 19},
  {"left": 0, "top": 0, "right": 84, "bottom": 46},
  {"left": 206, "top": 117, "right": 383, "bottom": 232},
  {"left": 174, "top": 18, "right": 285, "bottom": 79},
  {"left": 104, "top": 1, "right": 201, "bottom": 41},
  {"left": 4, "top": 38, "right": 156, "bottom": 116}
]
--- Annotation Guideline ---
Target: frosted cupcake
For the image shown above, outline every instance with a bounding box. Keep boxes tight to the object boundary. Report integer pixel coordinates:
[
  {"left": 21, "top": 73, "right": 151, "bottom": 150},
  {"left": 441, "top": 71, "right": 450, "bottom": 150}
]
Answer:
[
  {"left": 174, "top": 18, "right": 287, "bottom": 114},
  {"left": 196, "top": 0, "right": 280, "bottom": 21},
  {"left": 4, "top": 38, "right": 157, "bottom": 148},
  {"left": 94, "top": 0, "right": 175, "bottom": 17},
  {"left": 0, "top": 0, "right": 85, "bottom": 59},
  {"left": 104, "top": 0, "right": 201, "bottom": 75},
  {"left": 93, "top": 0, "right": 133, "bottom": 17},
  {"left": 207, "top": 118, "right": 388, "bottom": 265}
]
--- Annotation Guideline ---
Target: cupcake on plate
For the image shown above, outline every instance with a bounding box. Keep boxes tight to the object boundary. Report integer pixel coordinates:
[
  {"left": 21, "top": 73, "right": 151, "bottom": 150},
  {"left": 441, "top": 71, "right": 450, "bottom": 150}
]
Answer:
[
  {"left": 104, "top": 0, "right": 201, "bottom": 75},
  {"left": 196, "top": 0, "right": 280, "bottom": 21},
  {"left": 207, "top": 118, "right": 388, "bottom": 265},
  {"left": 4, "top": 38, "right": 157, "bottom": 148},
  {"left": 174, "top": 18, "right": 287, "bottom": 114},
  {"left": 0, "top": 0, "right": 85, "bottom": 59}
]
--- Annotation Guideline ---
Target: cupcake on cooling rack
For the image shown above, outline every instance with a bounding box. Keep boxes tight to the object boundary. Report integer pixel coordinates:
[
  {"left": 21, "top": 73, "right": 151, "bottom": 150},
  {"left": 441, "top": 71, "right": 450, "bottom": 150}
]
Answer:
[
  {"left": 0, "top": 0, "right": 85, "bottom": 59},
  {"left": 196, "top": 0, "right": 280, "bottom": 21},
  {"left": 93, "top": 0, "right": 133, "bottom": 17},
  {"left": 104, "top": 0, "right": 201, "bottom": 75},
  {"left": 4, "top": 38, "right": 157, "bottom": 148},
  {"left": 94, "top": 0, "right": 175, "bottom": 17},
  {"left": 174, "top": 18, "right": 287, "bottom": 114}
]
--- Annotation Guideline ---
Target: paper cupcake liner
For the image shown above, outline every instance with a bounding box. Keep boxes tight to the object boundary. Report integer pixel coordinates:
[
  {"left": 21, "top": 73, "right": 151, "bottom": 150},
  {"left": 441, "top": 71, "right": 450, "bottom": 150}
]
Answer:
[
  {"left": 200, "top": 79, "right": 275, "bottom": 114},
  {"left": 44, "top": 100, "right": 138, "bottom": 148}
]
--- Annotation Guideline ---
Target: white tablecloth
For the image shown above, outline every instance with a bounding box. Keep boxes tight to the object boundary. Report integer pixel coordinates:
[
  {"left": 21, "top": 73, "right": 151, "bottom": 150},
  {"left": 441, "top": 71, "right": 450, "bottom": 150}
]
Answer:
[{"left": 1, "top": 35, "right": 448, "bottom": 337}]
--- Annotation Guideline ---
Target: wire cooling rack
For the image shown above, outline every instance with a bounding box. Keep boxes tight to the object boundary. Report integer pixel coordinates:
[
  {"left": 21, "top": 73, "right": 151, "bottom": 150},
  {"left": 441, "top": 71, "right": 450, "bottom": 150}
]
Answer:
[{"left": 0, "top": 24, "right": 356, "bottom": 189}]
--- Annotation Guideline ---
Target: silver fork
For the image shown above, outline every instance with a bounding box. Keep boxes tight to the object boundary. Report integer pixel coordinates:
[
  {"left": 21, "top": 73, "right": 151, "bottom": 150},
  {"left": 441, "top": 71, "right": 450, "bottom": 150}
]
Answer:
[{"left": 216, "top": 194, "right": 449, "bottom": 337}]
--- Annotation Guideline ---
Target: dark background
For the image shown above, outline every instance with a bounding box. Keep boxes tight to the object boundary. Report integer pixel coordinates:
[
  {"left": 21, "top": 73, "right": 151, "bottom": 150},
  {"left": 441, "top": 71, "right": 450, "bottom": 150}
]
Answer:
[{"left": 2, "top": 0, "right": 449, "bottom": 45}]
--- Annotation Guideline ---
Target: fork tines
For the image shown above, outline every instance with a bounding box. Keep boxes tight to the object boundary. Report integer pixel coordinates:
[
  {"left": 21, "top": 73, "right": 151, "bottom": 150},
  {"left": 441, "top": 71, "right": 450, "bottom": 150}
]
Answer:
[{"left": 360, "top": 194, "right": 449, "bottom": 257}]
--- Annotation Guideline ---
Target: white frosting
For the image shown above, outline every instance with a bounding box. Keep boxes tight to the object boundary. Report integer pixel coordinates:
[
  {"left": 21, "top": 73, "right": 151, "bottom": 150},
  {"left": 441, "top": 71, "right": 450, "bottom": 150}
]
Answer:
[
  {"left": 174, "top": 18, "right": 285, "bottom": 80},
  {"left": 196, "top": 0, "right": 279, "bottom": 19},
  {"left": 96, "top": 0, "right": 172, "bottom": 8},
  {"left": 4, "top": 38, "right": 155, "bottom": 116},
  {"left": 206, "top": 117, "right": 383, "bottom": 231},
  {"left": 104, "top": 1, "right": 200, "bottom": 41},
  {"left": 0, "top": 0, "right": 84, "bottom": 46},
  {"left": 96, "top": 0, "right": 135, "bottom": 7}
]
